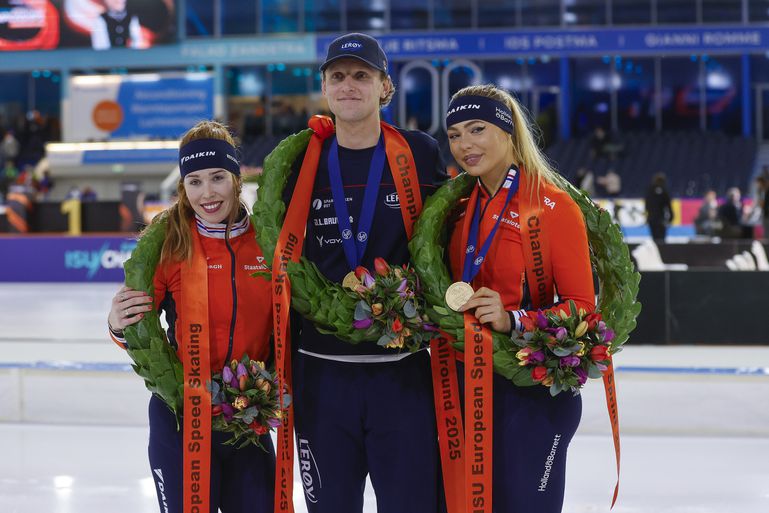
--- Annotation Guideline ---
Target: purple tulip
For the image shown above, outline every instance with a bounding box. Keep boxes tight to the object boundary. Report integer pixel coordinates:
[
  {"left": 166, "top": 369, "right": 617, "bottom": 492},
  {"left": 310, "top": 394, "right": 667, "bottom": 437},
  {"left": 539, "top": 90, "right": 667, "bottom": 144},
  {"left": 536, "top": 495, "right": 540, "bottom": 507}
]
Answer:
[
  {"left": 597, "top": 321, "right": 607, "bottom": 332},
  {"left": 603, "top": 329, "right": 615, "bottom": 343},
  {"left": 236, "top": 363, "right": 248, "bottom": 378},
  {"left": 574, "top": 367, "right": 588, "bottom": 385},
  {"left": 362, "top": 272, "right": 376, "bottom": 289},
  {"left": 530, "top": 350, "right": 546, "bottom": 363},
  {"left": 267, "top": 417, "right": 282, "bottom": 428},
  {"left": 423, "top": 323, "right": 438, "bottom": 332},
  {"left": 560, "top": 355, "right": 581, "bottom": 367},
  {"left": 222, "top": 366, "right": 234, "bottom": 384},
  {"left": 536, "top": 311, "right": 549, "bottom": 329},
  {"left": 353, "top": 318, "right": 373, "bottom": 329},
  {"left": 554, "top": 327, "right": 567, "bottom": 341},
  {"left": 221, "top": 402, "right": 235, "bottom": 421},
  {"left": 397, "top": 278, "right": 408, "bottom": 293}
]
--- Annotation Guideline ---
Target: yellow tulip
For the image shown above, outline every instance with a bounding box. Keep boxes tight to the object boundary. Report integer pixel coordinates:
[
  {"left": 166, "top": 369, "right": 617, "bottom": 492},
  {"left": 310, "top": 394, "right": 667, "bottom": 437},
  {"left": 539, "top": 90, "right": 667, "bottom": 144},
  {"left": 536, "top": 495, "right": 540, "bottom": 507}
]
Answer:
[{"left": 574, "top": 321, "right": 588, "bottom": 338}]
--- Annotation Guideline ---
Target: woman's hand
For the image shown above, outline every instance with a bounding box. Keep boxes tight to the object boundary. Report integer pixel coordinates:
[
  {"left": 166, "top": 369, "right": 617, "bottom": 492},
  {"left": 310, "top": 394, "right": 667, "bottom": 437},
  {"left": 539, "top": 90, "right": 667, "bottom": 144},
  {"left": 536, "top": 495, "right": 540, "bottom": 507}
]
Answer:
[
  {"left": 458, "top": 287, "right": 511, "bottom": 333},
  {"left": 108, "top": 286, "right": 154, "bottom": 333}
]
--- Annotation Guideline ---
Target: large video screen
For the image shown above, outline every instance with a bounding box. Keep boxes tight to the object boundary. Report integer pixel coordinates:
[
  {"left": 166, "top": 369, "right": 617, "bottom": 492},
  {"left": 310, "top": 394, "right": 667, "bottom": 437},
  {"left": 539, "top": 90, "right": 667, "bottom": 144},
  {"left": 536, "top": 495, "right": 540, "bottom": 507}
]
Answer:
[{"left": 0, "top": 0, "right": 175, "bottom": 51}]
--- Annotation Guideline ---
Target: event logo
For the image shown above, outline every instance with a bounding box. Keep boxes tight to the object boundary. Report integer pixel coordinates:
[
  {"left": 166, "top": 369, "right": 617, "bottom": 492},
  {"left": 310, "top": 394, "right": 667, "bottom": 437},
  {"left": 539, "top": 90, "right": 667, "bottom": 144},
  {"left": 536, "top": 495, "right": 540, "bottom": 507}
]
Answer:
[
  {"left": 180, "top": 151, "right": 216, "bottom": 166},
  {"left": 340, "top": 41, "right": 362, "bottom": 50},
  {"left": 64, "top": 241, "right": 136, "bottom": 279},
  {"left": 152, "top": 468, "right": 170, "bottom": 513},
  {"left": 298, "top": 438, "right": 321, "bottom": 503},
  {"left": 384, "top": 192, "right": 400, "bottom": 209},
  {"left": 446, "top": 104, "right": 480, "bottom": 116},
  {"left": 315, "top": 235, "right": 342, "bottom": 247},
  {"left": 538, "top": 434, "right": 561, "bottom": 492}
]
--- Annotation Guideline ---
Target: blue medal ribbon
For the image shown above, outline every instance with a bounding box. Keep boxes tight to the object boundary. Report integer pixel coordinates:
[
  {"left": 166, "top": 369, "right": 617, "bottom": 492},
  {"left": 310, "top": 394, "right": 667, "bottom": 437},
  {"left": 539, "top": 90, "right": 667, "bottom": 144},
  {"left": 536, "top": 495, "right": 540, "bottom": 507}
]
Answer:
[
  {"left": 462, "top": 166, "right": 521, "bottom": 283},
  {"left": 328, "top": 134, "right": 387, "bottom": 270}
]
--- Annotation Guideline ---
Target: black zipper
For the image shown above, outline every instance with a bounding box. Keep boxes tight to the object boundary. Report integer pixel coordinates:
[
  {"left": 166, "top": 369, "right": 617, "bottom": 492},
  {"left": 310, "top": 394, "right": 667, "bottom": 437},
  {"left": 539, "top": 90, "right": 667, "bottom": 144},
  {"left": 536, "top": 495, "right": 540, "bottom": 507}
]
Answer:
[{"left": 224, "top": 236, "right": 237, "bottom": 365}]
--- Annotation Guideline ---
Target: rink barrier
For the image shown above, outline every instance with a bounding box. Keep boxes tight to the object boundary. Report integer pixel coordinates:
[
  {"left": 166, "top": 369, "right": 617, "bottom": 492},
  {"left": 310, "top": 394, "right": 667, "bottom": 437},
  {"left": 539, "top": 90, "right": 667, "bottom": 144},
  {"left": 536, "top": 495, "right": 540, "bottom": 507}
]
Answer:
[
  {"left": 1, "top": 361, "right": 768, "bottom": 436},
  {"left": 1, "top": 361, "right": 767, "bottom": 375}
]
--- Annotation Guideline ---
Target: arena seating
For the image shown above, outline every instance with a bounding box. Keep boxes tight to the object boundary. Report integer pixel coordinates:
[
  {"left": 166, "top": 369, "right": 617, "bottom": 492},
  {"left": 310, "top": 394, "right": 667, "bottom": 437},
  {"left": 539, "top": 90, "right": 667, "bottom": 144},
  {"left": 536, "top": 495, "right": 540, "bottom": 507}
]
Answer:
[{"left": 545, "top": 131, "right": 757, "bottom": 197}]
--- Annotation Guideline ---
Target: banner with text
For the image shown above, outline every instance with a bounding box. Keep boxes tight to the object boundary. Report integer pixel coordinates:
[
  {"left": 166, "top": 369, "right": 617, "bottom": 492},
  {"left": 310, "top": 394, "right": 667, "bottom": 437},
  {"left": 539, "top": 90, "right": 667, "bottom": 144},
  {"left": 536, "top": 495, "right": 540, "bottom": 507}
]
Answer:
[
  {"left": 65, "top": 72, "right": 213, "bottom": 142},
  {"left": 0, "top": 235, "right": 136, "bottom": 282}
]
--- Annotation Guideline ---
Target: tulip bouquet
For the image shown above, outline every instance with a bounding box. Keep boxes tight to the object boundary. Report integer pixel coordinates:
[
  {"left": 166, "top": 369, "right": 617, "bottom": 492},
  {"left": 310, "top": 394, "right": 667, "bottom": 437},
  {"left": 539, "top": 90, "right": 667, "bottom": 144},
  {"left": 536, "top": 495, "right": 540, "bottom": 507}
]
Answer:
[
  {"left": 207, "top": 355, "right": 291, "bottom": 449},
  {"left": 351, "top": 257, "right": 440, "bottom": 352},
  {"left": 511, "top": 300, "right": 615, "bottom": 396}
]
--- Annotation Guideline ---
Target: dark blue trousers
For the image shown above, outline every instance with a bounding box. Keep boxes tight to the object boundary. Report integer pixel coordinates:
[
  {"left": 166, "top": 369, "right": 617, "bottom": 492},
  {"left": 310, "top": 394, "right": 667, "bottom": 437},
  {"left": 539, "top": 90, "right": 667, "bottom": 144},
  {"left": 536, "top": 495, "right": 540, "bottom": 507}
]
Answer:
[
  {"left": 457, "top": 363, "right": 582, "bottom": 513},
  {"left": 292, "top": 350, "right": 441, "bottom": 513},
  {"left": 147, "top": 395, "right": 276, "bottom": 513}
]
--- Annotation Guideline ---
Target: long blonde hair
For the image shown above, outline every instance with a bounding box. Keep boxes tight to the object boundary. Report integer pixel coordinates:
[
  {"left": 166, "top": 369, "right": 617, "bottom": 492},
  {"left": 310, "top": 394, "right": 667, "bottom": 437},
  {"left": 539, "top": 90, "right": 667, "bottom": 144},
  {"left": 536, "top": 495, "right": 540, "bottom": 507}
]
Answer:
[
  {"left": 154, "top": 120, "right": 243, "bottom": 263},
  {"left": 450, "top": 84, "right": 558, "bottom": 191}
]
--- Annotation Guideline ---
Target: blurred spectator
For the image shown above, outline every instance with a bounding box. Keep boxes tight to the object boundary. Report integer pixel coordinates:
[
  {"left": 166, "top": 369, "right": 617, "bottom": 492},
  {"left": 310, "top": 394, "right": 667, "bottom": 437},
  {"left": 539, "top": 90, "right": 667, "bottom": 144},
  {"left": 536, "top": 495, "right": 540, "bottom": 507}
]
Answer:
[
  {"left": 81, "top": 186, "right": 98, "bottom": 202},
  {"left": 589, "top": 126, "right": 624, "bottom": 172},
  {"left": 589, "top": 126, "right": 609, "bottom": 161},
  {"left": 753, "top": 176, "right": 768, "bottom": 240},
  {"left": 597, "top": 168, "right": 622, "bottom": 197},
  {"left": 19, "top": 111, "right": 46, "bottom": 167},
  {"left": 1, "top": 130, "right": 20, "bottom": 163},
  {"left": 66, "top": 185, "right": 82, "bottom": 200},
  {"left": 717, "top": 187, "right": 750, "bottom": 239},
  {"left": 37, "top": 170, "right": 54, "bottom": 199},
  {"left": 694, "top": 189, "right": 722, "bottom": 236},
  {"left": 572, "top": 167, "right": 595, "bottom": 196},
  {"left": 644, "top": 172, "right": 673, "bottom": 241},
  {"left": 1, "top": 160, "right": 19, "bottom": 203}
]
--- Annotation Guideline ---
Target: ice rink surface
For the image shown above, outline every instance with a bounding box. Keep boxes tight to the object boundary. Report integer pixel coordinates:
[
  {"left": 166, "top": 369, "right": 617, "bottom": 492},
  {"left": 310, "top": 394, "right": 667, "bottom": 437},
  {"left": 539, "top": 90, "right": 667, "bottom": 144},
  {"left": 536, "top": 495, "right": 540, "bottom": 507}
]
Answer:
[{"left": 1, "top": 283, "right": 768, "bottom": 513}]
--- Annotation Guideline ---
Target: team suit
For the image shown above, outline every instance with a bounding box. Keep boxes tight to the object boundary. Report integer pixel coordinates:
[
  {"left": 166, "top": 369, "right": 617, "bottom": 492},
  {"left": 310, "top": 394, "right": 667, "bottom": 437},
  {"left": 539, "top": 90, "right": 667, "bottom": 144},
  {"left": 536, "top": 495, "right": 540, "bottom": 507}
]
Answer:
[
  {"left": 285, "top": 128, "right": 446, "bottom": 513},
  {"left": 448, "top": 171, "right": 595, "bottom": 512},
  {"left": 111, "top": 214, "right": 275, "bottom": 513}
]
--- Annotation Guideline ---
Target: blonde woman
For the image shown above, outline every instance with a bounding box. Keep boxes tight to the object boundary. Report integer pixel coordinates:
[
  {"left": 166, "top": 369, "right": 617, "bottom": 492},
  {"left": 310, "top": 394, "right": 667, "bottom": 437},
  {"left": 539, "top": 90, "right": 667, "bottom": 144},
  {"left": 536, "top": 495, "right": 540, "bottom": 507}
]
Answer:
[{"left": 445, "top": 85, "right": 595, "bottom": 512}]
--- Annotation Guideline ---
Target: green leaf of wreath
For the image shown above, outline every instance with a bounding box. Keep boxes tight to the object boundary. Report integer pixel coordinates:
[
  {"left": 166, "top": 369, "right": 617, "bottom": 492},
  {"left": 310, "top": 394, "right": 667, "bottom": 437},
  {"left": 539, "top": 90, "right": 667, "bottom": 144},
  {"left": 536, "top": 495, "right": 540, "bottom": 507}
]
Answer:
[{"left": 122, "top": 212, "right": 185, "bottom": 417}]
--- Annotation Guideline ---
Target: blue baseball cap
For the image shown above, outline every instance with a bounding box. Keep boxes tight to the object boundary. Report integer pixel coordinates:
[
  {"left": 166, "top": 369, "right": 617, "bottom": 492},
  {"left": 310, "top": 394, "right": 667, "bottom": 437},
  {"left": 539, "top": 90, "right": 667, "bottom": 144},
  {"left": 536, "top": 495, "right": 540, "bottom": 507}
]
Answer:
[{"left": 320, "top": 33, "right": 388, "bottom": 73}]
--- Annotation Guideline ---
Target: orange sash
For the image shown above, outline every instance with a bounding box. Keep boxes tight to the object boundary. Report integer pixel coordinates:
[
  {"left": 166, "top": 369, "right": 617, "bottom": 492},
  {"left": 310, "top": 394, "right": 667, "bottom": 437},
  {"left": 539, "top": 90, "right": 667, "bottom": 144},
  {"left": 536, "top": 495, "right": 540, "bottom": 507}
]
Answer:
[
  {"left": 604, "top": 357, "right": 621, "bottom": 508},
  {"left": 435, "top": 171, "right": 622, "bottom": 511},
  {"left": 271, "top": 116, "right": 424, "bottom": 513},
  {"left": 464, "top": 314, "right": 493, "bottom": 513},
  {"left": 180, "top": 227, "right": 212, "bottom": 513},
  {"left": 520, "top": 172, "right": 621, "bottom": 509},
  {"left": 429, "top": 337, "right": 466, "bottom": 511}
]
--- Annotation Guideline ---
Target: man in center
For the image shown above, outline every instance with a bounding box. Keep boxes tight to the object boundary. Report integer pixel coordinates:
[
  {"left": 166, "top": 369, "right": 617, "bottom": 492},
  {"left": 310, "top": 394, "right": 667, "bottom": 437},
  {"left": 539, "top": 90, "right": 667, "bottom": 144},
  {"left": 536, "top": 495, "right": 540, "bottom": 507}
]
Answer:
[{"left": 286, "top": 33, "right": 446, "bottom": 513}]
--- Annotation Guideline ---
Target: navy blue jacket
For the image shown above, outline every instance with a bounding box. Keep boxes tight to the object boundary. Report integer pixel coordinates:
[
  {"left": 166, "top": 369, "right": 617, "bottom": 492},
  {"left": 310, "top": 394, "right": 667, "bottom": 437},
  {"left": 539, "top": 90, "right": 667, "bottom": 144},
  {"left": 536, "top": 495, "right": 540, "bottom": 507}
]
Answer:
[{"left": 286, "top": 128, "right": 446, "bottom": 356}]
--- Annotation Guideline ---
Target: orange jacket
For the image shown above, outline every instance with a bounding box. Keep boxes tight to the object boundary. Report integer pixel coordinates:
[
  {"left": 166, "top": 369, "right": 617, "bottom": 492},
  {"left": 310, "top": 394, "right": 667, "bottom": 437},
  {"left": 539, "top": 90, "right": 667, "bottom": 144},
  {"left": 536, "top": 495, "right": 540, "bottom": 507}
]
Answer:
[
  {"left": 449, "top": 176, "right": 595, "bottom": 324},
  {"left": 112, "top": 220, "right": 273, "bottom": 372}
]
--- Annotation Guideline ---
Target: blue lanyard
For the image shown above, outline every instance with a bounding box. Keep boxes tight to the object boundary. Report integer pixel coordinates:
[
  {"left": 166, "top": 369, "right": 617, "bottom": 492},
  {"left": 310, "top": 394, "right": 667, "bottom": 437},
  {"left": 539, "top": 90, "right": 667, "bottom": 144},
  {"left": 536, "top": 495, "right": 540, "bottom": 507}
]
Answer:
[
  {"left": 328, "top": 134, "right": 387, "bottom": 270},
  {"left": 462, "top": 167, "right": 521, "bottom": 283}
]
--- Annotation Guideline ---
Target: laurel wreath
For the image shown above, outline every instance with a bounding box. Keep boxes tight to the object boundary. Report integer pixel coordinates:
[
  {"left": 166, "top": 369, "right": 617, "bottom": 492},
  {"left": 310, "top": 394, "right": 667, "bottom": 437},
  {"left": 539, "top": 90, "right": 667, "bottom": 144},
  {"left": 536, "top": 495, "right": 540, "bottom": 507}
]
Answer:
[
  {"left": 252, "top": 128, "right": 414, "bottom": 344},
  {"left": 251, "top": 128, "right": 640, "bottom": 384},
  {"left": 407, "top": 172, "right": 641, "bottom": 384},
  {"left": 122, "top": 212, "right": 185, "bottom": 416}
]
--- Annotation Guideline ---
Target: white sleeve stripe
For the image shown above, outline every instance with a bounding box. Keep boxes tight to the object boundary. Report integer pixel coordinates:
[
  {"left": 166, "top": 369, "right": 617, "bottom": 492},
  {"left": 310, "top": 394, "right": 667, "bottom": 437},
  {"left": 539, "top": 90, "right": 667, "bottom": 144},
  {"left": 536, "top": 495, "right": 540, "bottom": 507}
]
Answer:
[{"left": 511, "top": 309, "right": 526, "bottom": 332}]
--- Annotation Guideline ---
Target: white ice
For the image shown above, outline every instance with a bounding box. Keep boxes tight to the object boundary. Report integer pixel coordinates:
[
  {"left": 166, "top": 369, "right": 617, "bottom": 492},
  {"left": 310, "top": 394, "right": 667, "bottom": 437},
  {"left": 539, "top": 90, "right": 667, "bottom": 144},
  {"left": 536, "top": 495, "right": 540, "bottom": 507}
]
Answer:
[{"left": 1, "top": 283, "right": 768, "bottom": 513}]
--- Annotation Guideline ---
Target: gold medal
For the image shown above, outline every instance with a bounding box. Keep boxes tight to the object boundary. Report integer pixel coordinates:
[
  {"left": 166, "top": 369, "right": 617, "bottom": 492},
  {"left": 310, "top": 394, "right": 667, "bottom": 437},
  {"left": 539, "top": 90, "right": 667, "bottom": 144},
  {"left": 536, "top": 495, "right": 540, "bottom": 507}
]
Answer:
[
  {"left": 445, "top": 281, "right": 474, "bottom": 311},
  {"left": 342, "top": 271, "right": 361, "bottom": 290}
]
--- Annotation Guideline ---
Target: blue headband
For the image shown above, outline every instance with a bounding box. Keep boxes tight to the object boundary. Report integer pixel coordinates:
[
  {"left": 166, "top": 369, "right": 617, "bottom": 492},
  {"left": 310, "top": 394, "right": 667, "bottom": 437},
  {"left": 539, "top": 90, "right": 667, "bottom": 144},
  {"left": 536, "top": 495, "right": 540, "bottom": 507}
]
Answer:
[
  {"left": 179, "top": 138, "right": 240, "bottom": 177},
  {"left": 445, "top": 95, "right": 515, "bottom": 135}
]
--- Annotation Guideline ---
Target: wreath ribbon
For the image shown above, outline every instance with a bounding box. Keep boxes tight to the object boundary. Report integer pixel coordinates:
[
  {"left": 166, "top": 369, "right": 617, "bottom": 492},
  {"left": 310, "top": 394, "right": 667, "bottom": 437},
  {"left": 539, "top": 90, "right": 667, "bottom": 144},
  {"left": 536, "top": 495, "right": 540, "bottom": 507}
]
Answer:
[{"left": 181, "top": 226, "right": 213, "bottom": 513}]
